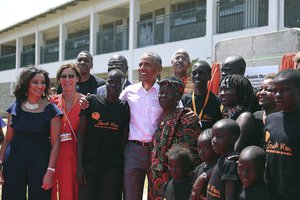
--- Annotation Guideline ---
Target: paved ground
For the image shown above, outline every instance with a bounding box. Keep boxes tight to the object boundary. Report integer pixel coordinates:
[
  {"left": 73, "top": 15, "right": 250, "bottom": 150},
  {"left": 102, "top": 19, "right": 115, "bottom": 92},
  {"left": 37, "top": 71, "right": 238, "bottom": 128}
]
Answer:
[{"left": 143, "top": 178, "right": 148, "bottom": 200}]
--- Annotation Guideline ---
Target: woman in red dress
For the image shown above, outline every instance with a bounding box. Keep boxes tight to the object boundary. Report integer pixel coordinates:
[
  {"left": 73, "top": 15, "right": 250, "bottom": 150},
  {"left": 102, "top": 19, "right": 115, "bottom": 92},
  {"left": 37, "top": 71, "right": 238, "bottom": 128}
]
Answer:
[{"left": 51, "top": 63, "right": 83, "bottom": 200}]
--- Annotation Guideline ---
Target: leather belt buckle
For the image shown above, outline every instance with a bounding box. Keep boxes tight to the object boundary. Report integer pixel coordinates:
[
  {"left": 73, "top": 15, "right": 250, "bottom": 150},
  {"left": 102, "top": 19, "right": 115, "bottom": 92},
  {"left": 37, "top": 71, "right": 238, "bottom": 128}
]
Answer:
[{"left": 131, "top": 140, "right": 151, "bottom": 147}]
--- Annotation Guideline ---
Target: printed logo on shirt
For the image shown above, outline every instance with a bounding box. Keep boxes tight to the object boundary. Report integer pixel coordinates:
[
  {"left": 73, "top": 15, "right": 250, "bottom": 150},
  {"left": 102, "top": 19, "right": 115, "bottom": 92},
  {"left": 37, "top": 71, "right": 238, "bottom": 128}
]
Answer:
[
  {"left": 207, "top": 183, "right": 220, "bottom": 199},
  {"left": 92, "top": 112, "right": 101, "bottom": 120},
  {"left": 91, "top": 112, "right": 119, "bottom": 131},
  {"left": 265, "top": 131, "right": 293, "bottom": 156}
]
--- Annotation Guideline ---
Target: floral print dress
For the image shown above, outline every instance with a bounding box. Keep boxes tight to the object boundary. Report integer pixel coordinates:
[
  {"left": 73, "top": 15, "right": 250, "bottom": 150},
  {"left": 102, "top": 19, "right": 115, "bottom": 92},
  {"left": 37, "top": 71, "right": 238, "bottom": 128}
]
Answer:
[{"left": 149, "top": 108, "right": 201, "bottom": 200}]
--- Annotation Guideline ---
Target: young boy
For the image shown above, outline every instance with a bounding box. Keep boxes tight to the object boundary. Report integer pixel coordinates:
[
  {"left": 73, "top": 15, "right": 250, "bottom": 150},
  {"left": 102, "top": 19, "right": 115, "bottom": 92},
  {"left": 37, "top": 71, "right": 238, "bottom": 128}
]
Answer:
[
  {"left": 192, "top": 129, "right": 219, "bottom": 200},
  {"left": 164, "top": 144, "right": 194, "bottom": 200},
  {"left": 264, "top": 69, "right": 300, "bottom": 200},
  {"left": 207, "top": 119, "right": 241, "bottom": 200},
  {"left": 238, "top": 145, "right": 270, "bottom": 200},
  {"left": 181, "top": 60, "right": 222, "bottom": 130}
]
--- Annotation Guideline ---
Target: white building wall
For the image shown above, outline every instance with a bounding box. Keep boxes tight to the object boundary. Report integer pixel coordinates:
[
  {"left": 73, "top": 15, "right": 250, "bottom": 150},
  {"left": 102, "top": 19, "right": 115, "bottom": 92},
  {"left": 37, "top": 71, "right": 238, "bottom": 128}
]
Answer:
[{"left": 0, "top": 0, "right": 293, "bottom": 84}]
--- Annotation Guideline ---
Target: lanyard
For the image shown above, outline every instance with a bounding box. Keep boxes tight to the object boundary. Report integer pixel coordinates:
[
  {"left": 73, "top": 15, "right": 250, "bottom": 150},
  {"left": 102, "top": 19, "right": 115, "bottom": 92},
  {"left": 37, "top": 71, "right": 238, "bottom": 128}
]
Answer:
[
  {"left": 61, "top": 93, "right": 77, "bottom": 116},
  {"left": 192, "top": 91, "right": 210, "bottom": 120},
  {"left": 61, "top": 93, "right": 77, "bottom": 130}
]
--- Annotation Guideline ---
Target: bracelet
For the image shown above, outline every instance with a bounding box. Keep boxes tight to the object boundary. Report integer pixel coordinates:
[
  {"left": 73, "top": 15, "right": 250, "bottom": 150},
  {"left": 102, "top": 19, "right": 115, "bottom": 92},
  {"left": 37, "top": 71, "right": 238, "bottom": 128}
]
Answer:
[
  {"left": 47, "top": 167, "right": 55, "bottom": 173},
  {"left": 202, "top": 172, "right": 207, "bottom": 180}
]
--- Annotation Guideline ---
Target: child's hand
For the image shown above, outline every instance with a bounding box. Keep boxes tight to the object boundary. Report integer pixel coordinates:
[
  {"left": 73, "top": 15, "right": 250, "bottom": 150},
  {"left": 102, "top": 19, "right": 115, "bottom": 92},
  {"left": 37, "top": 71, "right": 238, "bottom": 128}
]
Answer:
[{"left": 192, "top": 173, "right": 207, "bottom": 200}]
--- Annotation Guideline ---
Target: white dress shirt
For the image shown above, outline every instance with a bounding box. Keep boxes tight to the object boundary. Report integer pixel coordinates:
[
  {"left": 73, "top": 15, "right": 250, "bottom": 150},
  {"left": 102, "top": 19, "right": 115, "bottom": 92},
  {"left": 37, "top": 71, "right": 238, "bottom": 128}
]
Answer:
[{"left": 120, "top": 82, "right": 163, "bottom": 142}]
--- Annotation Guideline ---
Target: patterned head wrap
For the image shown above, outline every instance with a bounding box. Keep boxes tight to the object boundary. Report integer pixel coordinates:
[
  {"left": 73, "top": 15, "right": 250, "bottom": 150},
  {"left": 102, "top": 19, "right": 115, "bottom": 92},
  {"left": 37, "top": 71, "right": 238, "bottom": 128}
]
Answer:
[{"left": 158, "top": 76, "right": 185, "bottom": 96}]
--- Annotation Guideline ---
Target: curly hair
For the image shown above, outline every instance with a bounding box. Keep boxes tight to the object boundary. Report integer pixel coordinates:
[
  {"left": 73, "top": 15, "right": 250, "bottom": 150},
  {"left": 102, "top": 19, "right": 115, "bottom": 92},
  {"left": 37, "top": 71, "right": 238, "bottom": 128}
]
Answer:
[
  {"left": 166, "top": 144, "right": 193, "bottom": 173},
  {"left": 14, "top": 66, "right": 50, "bottom": 102},
  {"left": 264, "top": 73, "right": 276, "bottom": 80},
  {"left": 221, "top": 74, "right": 255, "bottom": 110}
]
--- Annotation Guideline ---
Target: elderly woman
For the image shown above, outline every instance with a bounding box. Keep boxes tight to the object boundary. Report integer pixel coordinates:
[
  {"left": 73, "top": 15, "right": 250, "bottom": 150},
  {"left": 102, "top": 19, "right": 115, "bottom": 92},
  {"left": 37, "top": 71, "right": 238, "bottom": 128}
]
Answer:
[
  {"left": 219, "top": 74, "right": 258, "bottom": 152},
  {"left": 149, "top": 76, "right": 201, "bottom": 200},
  {"left": 0, "top": 66, "right": 62, "bottom": 200},
  {"left": 51, "top": 63, "right": 83, "bottom": 200}
]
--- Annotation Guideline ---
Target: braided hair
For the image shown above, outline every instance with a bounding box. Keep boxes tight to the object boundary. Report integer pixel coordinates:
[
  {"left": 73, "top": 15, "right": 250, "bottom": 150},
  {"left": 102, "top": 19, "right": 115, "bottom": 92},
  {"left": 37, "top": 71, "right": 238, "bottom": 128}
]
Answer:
[{"left": 222, "top": 74, "right": 255, "bottom": 110}]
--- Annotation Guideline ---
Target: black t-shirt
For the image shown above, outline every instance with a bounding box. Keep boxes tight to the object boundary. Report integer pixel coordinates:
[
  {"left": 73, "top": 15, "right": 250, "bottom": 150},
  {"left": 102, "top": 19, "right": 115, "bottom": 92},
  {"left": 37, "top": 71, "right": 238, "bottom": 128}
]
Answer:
[
  {"left": 181, "top": 91, "right": 222, "bottom": 130},
  {"left": 57, "top": 74, "right": 105, "bottom": 95},
  {"left": 164, "top": 177, "right": 193, "bottom": 200},
  {"left": 239, "top": 180, "right": 271, "bottom": 200},
  {"left": 194, "top": 160, "right": 218, "bottom": 197},
  {"left": 194, "top": 161, "right": 217, "bottom": 179},
  {"left": 207, "top": 152, "right": 240, "bottom": 200},
  {"left": 253, "top": 110, "right": 265, "bottom": 148},
  {"left": 80, "top": 95, "right": 130, "bottom": 172},
  {"left": 264, "top": 110, "right": 300, "bottom": 200},
  {"left": 77, "top": 74, "right": 105, "bottom": 95}
]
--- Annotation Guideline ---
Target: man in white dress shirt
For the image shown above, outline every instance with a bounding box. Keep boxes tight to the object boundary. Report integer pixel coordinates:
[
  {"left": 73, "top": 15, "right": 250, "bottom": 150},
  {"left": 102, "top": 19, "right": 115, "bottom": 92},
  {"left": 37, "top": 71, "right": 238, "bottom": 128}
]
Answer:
[{"left": 120, "top": 52, "right": 163, "bottom": 200}]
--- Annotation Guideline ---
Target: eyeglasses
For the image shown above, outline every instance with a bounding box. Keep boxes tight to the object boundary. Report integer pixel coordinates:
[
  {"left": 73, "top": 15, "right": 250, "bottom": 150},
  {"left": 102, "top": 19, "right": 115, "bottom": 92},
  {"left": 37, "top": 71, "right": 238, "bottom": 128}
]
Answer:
[
  {"left": 60, "top": 74, "right": 76, "bottom": 79},
  {"left": 174, "top": 55, "right": 189, "bottom": 61}
]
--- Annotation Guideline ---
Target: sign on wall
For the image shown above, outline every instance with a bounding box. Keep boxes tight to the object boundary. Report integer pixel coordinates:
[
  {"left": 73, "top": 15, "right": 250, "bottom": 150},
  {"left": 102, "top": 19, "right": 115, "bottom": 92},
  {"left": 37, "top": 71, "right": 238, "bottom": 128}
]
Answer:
[{"left": 245, "top": 65, "right": 278, "bottom": 89}]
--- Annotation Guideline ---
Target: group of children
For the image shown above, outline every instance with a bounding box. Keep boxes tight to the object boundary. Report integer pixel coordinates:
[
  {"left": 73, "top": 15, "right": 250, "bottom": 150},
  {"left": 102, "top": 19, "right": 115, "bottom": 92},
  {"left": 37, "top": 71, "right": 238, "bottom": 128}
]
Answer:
[{"left": 162, "top": 69, "right": 300, "bottom": 200}]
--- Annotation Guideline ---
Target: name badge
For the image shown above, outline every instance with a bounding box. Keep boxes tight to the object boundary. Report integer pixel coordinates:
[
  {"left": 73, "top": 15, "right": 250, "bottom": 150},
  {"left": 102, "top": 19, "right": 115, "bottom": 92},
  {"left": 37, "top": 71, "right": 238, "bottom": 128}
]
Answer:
[{"left": 60, "top": 133, "right": 72, "bottom": 142}]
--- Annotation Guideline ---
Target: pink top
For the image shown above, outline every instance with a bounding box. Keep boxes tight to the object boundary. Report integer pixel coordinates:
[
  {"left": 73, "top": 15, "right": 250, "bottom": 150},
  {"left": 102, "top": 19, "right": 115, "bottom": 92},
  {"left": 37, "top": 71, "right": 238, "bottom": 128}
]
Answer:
[{"left": 120, "top": 82, "right": 162, "bottom": 142}]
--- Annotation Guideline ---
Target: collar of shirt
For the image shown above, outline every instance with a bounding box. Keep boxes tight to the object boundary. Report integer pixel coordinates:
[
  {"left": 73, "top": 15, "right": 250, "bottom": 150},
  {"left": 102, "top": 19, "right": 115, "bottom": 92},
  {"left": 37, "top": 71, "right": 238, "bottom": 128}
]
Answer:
[
  {"left": 137, "top": 82, "right": 160, "bottom": 93},
  {"left": 120, "top": 81, "right": 162, "bottom": 142}
]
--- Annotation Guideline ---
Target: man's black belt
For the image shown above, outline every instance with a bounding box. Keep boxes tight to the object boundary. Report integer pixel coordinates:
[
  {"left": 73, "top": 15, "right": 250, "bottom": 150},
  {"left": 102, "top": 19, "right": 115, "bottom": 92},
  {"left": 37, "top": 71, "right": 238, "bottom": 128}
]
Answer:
[{"left": 130, "top": 140, "right": 151, "bottom": 147}]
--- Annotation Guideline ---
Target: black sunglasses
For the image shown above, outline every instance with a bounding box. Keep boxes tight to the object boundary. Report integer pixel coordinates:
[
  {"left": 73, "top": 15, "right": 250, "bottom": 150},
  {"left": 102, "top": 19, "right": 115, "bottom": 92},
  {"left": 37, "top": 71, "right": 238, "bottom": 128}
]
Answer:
[{"left": 60, "top": 74, "right": 76, "bottom": 79}]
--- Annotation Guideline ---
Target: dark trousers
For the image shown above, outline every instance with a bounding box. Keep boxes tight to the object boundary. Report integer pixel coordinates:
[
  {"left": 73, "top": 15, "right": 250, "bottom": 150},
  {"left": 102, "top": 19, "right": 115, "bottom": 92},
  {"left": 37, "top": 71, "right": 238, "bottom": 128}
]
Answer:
[
  {"left": 78, "top": 167, "right": 122, "bottom": 200},
  {"left": 124, "top": 142, "right": 152, "bottom": 200},
  {"left": 2, "top": 139, "right": 51, "bottom": 200}
]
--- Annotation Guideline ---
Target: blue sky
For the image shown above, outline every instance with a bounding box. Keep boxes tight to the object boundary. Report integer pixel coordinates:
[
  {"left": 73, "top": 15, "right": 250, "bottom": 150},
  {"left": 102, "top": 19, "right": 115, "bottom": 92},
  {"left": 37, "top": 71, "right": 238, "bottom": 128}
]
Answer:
[{"left": 0, "top": 0, "right": 70, "bottom": 31}]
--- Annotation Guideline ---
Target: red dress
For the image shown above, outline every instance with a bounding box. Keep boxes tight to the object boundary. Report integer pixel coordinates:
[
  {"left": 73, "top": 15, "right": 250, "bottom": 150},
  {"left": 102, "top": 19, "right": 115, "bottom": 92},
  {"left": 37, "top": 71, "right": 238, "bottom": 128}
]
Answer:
[{"left": 51, "top": 93, "right": 81, "bottom": 200}]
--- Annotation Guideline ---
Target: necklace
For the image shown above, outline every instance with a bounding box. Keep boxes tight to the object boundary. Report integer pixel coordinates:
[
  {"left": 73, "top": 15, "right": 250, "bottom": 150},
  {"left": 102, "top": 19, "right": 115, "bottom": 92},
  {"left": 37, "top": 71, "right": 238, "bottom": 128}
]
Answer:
[{"left": 24, "top": 99, "right": 42, "bottom": 110}]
